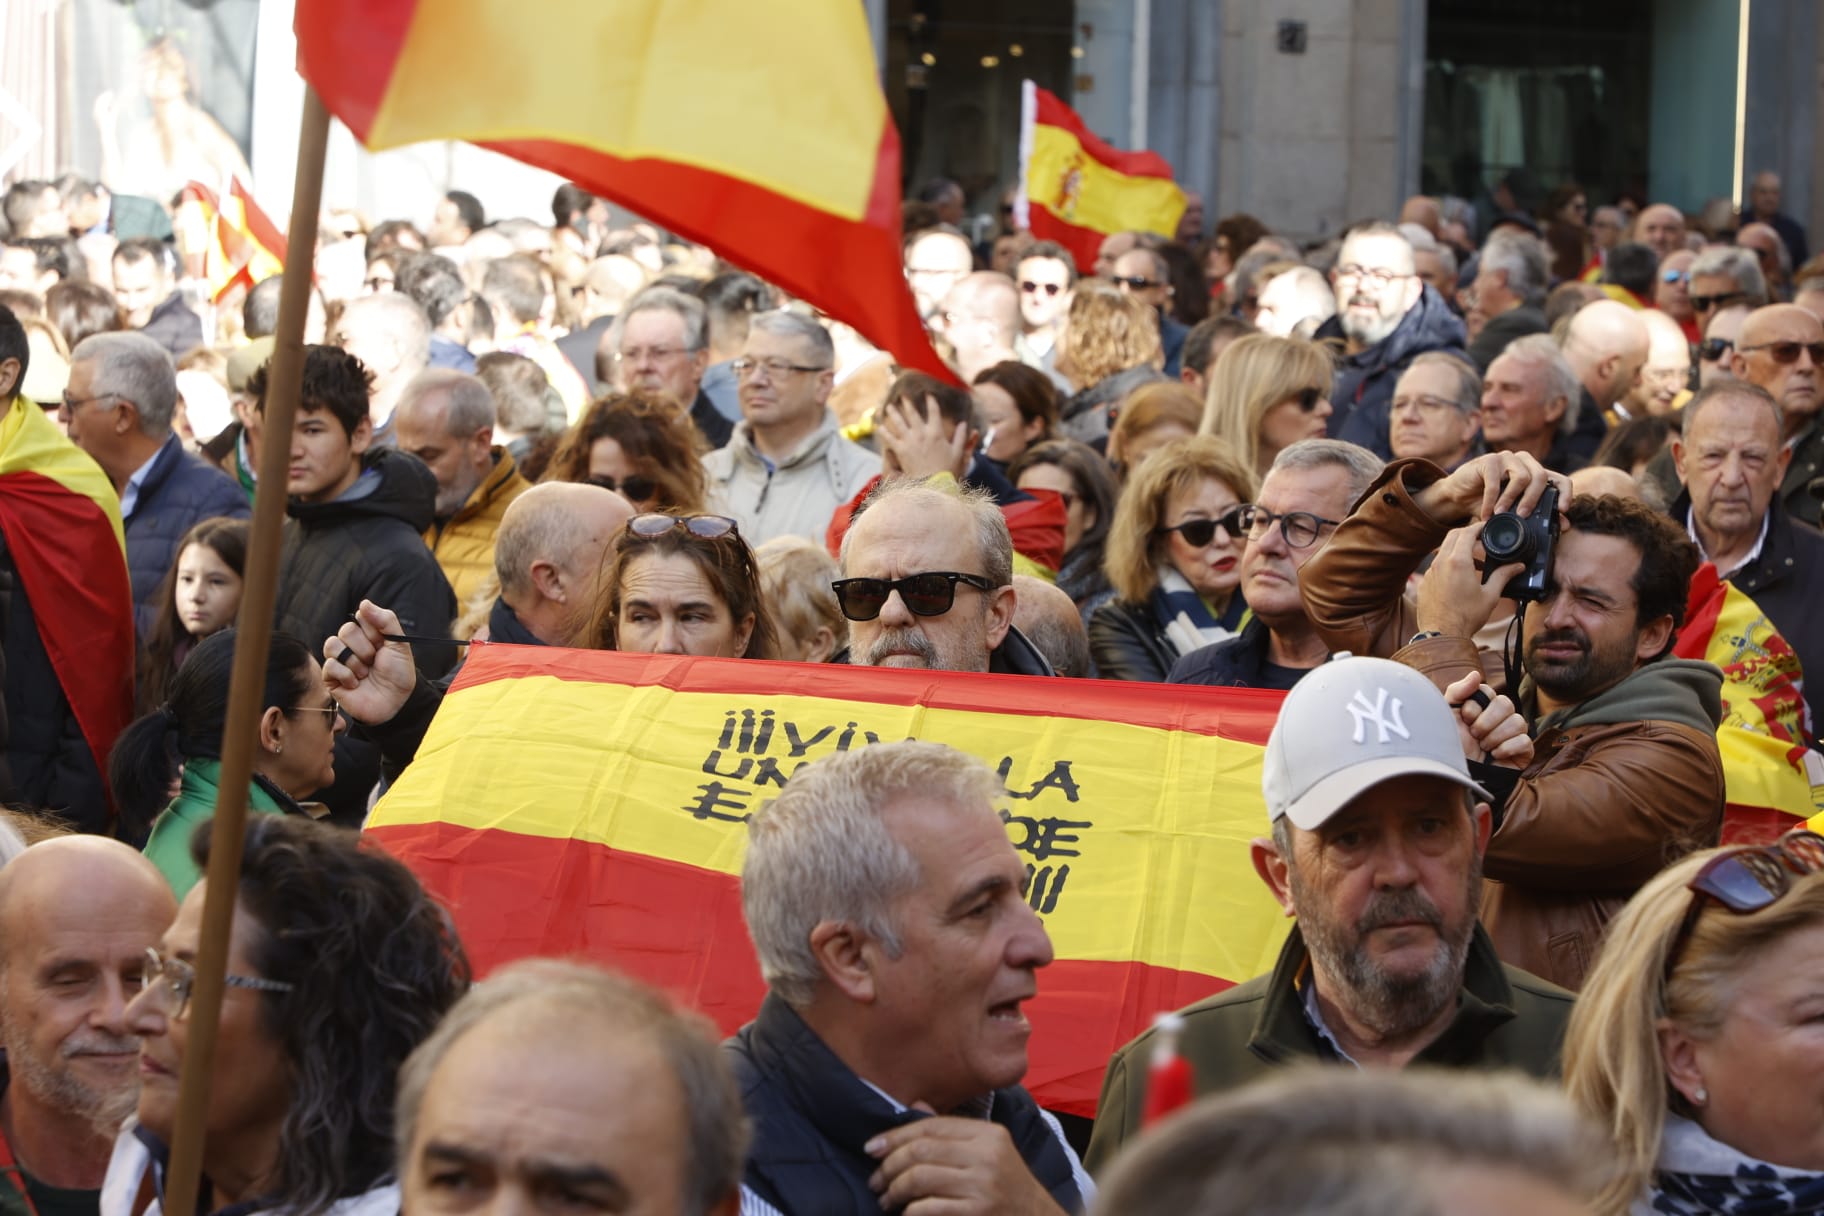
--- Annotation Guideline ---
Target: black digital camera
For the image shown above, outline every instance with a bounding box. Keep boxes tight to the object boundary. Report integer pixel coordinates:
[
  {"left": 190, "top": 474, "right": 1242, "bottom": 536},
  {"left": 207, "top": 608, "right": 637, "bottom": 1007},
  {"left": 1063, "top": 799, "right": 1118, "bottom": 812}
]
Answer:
[{"left": 1479, "top": 484, "right": 1558, "bottom": 602}]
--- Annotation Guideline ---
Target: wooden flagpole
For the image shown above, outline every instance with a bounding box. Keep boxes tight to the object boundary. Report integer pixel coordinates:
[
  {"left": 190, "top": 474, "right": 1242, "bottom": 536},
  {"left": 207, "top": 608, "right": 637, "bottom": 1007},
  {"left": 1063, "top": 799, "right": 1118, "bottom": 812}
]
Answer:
[{"left": 161, "top": 86, "right": 331, "bottom": 1216}]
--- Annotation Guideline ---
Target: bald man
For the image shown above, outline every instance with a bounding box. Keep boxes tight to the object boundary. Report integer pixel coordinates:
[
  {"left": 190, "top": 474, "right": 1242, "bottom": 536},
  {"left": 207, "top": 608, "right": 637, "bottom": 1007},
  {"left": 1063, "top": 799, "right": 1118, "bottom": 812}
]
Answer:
[
  {"left": 1399, "top": 195, "right": 1441, "bottom": 238},
  {"left": 904, "top": 229, "right": 974, "bottom": 322},
  {"left": 0, "top": 837, "right": 176, "bottom": 1212},
  {"left": 937, "top": 272, "right": 1024, "bottom": 382},
  {"left": 1633, "top": 203, "right": 1686, "bottom": 261},
  {"left": 1618, "top": 309, "right": 1693, "bottom": 420},
  {"left": 1560, "top": 298, "right": 1650, "bottom": 435},
  {"left": 485, "top": 482, "right": 635, "bottom": 646},
  {"left": 1733, "top": 303, "right": 1824, "bottom": 527},
  {"left": 1011, "top": 574, "right": 1091, "bottom": 678}
]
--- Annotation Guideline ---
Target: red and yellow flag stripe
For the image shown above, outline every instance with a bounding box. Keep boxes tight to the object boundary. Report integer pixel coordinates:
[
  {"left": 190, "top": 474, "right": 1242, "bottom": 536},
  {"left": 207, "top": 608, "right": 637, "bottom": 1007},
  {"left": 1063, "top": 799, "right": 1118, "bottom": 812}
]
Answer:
[{"left": 365, "top": 645, "right": 1289, "bottom": 1116}]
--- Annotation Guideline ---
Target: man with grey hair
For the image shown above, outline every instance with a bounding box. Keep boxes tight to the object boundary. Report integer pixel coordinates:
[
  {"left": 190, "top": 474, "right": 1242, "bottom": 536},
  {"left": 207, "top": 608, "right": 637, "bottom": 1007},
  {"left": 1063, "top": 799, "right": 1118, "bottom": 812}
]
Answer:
[
  {"left": 1688, "top": 245, "right": 1768, "bottom": 332},
  {"left": 333, "top": 291, "right": 434, "bottom": 442},
  {"left": 1737, "top": 221, "right": 1793, "bottom": 301},
  {"left": 1479, "top": 334, "right": 1585, "bottom": 473},
  {"left": 1413, "top": 240, "right": 1460, "bottom": 312},
  {"left": 612, "top": 285, "right": 731, "bottom": 448},
  {"left": 1254, "top": 265, "right": 1336, "bottom": 340},
  {"left": 1559, "top": 298, "right": 1650, "bottom": 444},
  {"left": 396, "top": 958, "right": 747, "bottom": 1216},
  {"left": 1466, "top": 230, "right": 1550, "bottom": 372},
  {"left": 835, "top": 478, "right": 1052, "bottom": 675},
  {"left": 729, "top": 740, "right": 1090, "bottom": 1215},
  {"left": 1389, "top": 352, "right": 1482, "bottom": 470},
  {"left": 62, "top": 331, "right": 247, "bottom": 634},
  {"left": 705, "top": 310, "right": 878, "bottom": 546},
  {"left": 393, "top": 368, "right": 531, "bottom": 609},
  {"left": 1170, "top": 439, "right": 1384, "bottom": 688},
  {"left": 1087, "top": 656, "right": 1567, "bottom": 1169},
  {"left": 1315, "top": 222, "right": 1468, "bottom": 459}
]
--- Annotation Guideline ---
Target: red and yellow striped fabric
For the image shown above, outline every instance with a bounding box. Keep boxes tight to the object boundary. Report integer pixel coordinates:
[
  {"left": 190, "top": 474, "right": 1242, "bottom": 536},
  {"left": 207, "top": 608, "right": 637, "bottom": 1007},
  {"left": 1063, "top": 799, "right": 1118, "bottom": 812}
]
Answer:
[
  {"left": 1017, "top": 81, "right": 1187, "bottom": 275},
  {"left": 1674, "top": 565, "right": 1822, "bottom": 843},
  {"left": 176, "top": 179, "right": 287, "bottom": 304},
  {"left": 294, "top": 0, "right": 951, "bottom": 381},
  {"left": 364, "top": 645, "right": 1290, "bottom": 1117},
  {"left": 0, "top": 397, "right": 133, "bottom": 806}
]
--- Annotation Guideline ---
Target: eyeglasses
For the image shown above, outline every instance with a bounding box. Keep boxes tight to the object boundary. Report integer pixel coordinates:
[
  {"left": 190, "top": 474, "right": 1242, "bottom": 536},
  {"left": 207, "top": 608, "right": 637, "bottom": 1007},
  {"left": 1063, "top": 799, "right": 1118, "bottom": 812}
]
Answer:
[
  {"left": 615, "top": 345, "right": 690, "bottom": 364},
  {"left": 1737, "top": 340, "right": 1824, "bottom": 365},
  {"left": 1333, "top": 265, "right": 1413, "bottom": 290},
  {"left": 830, "top": 572, "right": 995, "bottom": 621},
  {"left": 627, "top": 513, "right": 738, "bottom": 540},
  {"left": 588, "top": 473, "right": 658, "bottom": 502},
  {"left": 59, "top": 391, "right": 119, "bottom": 414},
  {"left": 730, "top": 357, "right": 829, "bottom": 381},
  {"left": 1662, "top": 268, "right": 1689, "bottom": 285},
  {"left": 1112, "top": 275, "right": 1163, "bottom": 291},
  {"left": 1694, "top": 337, "right": 1735, "bottom": 362},
  {"left": 1690, "top": 291, "right": 1748, "bottom": 312},
  {"left": 1155, "top": 505, "right": 1249, "bottom": 547},
  {"left": 1289, "top": 386, "right": 1326, "bottom": 412},
  {"left": 1240, "top": 504, "right": 1341, "bottom": 549},
  {"left": 1020, "top": 280, "right": 1063, "bottom": 297},
  {"left": 1664, "top": 829, "right": 1824, "bottom": 980},
  {"left": 140, "top": 947, "right": 294, "bottom": 1022},
  {"left": 1390, "top": 392, "right": 1464, "bottom": 415},
  {"left": 289, "top": 703, "right": 341, "bottom": 723}
]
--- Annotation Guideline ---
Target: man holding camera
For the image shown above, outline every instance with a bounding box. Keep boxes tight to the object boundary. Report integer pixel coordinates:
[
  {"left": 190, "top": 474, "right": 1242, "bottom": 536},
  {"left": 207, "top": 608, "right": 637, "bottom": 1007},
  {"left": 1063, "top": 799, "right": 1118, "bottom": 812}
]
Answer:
[{"left": 1298, "top": 450, "right": 1726, "bottom": 990}]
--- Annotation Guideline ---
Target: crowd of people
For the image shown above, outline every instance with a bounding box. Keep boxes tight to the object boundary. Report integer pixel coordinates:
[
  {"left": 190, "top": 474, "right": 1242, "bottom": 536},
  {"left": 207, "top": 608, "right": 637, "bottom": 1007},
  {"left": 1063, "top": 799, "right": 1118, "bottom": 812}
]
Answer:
[{"left": 0, "top": 156, "right": 1822, "bottom": 1215}]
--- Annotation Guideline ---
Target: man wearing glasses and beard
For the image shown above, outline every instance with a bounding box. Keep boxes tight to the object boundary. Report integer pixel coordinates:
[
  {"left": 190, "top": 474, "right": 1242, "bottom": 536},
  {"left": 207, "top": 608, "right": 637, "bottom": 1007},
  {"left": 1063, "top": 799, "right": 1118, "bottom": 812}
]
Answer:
[{"left": 833, "top": 478, "right": 1054, "bottom": 676}]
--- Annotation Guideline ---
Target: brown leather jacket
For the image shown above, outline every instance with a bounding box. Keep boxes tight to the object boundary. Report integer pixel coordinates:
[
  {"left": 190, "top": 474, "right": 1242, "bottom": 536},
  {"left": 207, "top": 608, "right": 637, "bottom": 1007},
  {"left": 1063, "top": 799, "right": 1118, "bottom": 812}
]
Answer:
[{"left": 1300, "top": 459, "right": 1726, "bottom": 989}]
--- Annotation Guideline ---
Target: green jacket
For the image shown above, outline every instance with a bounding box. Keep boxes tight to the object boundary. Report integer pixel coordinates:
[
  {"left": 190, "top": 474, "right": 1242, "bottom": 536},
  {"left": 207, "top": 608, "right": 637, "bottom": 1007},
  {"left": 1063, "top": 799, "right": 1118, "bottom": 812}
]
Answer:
[
  {"left": 142, "top": 759, "right": 287, "bottom": 898},
  {"left": 1083, "top": 924, "right": 1575, "bottom": 1173}
]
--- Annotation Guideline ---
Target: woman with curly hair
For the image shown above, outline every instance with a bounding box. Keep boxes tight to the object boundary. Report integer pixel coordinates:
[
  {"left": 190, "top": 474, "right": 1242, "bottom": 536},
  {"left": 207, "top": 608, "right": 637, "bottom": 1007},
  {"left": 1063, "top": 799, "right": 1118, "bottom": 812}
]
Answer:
[
  {"left": 109, "top": 814, "right": 469, "bottom": 1216},
  {"left": 542, "top": 391, "right": 708, "bottom": 515},
  {"left": 1055, "top": 281, "right": 1165, "bottom": 447}
]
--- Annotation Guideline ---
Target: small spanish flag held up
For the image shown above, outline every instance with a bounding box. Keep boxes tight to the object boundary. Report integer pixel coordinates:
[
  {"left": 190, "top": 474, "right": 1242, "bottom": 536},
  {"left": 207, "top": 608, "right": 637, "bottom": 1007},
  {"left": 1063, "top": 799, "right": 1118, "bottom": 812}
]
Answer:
[
  {"left": 293, "top": 0, "right": 952, "bottom": 382},
  {"left": 175, "top": 180, "right": 287, "bottom": 304},
  {"left": 1017, "top": 80, "right": 1187, "bottom": 275}
]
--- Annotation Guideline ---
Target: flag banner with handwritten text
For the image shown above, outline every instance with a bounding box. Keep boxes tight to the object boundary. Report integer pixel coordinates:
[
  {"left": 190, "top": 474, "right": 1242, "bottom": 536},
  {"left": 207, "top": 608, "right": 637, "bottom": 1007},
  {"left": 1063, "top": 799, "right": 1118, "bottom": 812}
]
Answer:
[{"left": 364, "top": 645, "right": 1289, "bottom": 1117}]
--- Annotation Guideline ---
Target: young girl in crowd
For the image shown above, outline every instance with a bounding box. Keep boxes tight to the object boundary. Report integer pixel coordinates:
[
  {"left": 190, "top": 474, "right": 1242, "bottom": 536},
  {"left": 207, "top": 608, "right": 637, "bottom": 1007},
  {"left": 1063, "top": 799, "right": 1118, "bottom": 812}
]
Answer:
[{"left": 138, "top": 517, "right": 248, "bottom": 713}]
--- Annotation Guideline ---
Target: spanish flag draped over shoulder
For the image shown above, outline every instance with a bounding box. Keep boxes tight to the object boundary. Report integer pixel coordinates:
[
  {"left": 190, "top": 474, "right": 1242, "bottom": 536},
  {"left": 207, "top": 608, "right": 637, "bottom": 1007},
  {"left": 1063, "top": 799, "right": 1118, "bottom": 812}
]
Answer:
[
  {"left": 0, "top": 398, "right": 134, "bottom": 806},
  {"left": 365, "top": 645, "right": 1291, "bottom": 1116},
  {"left": 294, "top": 0, "right": 951, "bottom": 381},
  {"left": 1017, "top": 81, "right": 1186, "bottom": 275},
  {"left": 176, "top": 180, "right": 288, "bottom": 304}
]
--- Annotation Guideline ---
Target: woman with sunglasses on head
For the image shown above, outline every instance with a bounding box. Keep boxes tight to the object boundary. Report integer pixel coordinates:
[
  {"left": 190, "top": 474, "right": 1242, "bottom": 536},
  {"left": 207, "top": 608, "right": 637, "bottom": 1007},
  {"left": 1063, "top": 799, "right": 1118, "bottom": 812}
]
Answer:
[
  {"left": 109, "top": 630, "right": 344, "bottom": 894},
  {"left": 108, "top": 814, "right": 469, "bottom": 1216},
  {"left": 542, "top": 390, "right": 707, "bottom": 515},
  {"left": 1199, "top": 333, "right": 1335, "bottom": 479},
  {"left": 1007, "top": 438, "right": 1120, "bottom": 617},
  {"left": 1562, "top": 830, "right": 1824, "bottom": 1215},
  {"left": 1087, "top": 436, "right": 1258, "bottom": 682}
]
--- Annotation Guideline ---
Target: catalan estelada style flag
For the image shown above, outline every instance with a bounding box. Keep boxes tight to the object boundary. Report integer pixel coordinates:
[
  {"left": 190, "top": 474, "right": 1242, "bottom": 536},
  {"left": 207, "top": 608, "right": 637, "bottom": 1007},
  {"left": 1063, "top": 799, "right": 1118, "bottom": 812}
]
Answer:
[
  {"left": 176, "top": 180, "right": 287, "bottom": 304},
  {"left": 1675, "top": 564, "right": 1824, "bottom": 843},
  {"left": 0, "top": 396, "right": 134, "bottom": 811},
  {"left": 1017, "top": 81, "right": 1187, "bottom": 275},
  {"left": 294, "top": 0, "right": 952, "bottom": 381},
  {"left": 365, "top": 645, "right": 1290, "bottom": 1117}
]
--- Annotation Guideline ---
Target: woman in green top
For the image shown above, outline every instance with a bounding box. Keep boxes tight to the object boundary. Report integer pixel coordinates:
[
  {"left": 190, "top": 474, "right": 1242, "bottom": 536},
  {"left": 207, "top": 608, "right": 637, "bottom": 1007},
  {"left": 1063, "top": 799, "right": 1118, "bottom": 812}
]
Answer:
[{"left": 108, "top": 628, "right": 344, "bottom": 895}]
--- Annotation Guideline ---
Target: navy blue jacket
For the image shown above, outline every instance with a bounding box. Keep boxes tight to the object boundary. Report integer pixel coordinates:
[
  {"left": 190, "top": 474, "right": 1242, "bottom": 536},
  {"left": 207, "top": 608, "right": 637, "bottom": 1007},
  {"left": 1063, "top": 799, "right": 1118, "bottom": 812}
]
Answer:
[
  {"left": 124, "top": 433, "right": 250, "bottom": 637},
  {"left": 1319, "top": 285, "right": 1468, "bottom": 459}
]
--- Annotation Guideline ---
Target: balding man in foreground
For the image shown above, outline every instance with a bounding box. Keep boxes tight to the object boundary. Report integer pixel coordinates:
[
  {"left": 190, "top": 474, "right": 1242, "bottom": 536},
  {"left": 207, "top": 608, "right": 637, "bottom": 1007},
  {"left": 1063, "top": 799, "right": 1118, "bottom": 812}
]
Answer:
[
  {"left": 397, "top": 958, "right": 746, "bottom": 1216},
  {"left": 0, "top": 837, "right": 176, "bottom": 1215},
  {"left": 730, "top": 741, "right": 1090, "bottom": 1214}
]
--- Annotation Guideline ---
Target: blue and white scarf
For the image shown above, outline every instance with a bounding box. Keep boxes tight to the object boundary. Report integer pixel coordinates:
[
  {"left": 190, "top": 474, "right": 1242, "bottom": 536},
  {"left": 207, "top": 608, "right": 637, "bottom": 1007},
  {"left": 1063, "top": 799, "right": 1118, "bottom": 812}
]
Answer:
[{"left": 1638, "top": 1116, "right": 1824, "bottom": 1215}]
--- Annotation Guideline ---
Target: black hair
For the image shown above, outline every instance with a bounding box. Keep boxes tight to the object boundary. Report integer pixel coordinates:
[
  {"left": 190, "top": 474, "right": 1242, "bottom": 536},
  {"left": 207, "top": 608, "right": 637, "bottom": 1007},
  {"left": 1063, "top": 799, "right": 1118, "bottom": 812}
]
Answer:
[
  {"left": 0, "top": 303, "right": 27, "bottom": 389},
  {"left": 1182, "top": 315, "right": 1256, "bottom": 378},
  {"left": 1563, "top": 494, "right": 1700, "bottom": 657},
  {"left": 4, "top": 237, "right": 70, "bottom": 281},
  {"left": 1603, "top": 242, "right": 1660, "bottom": 300},
  {"left": 445, "top": 190, "right": 485, "bottom": 236},
  {"left": 45, "top": 280, "right": 122, "bottom": 351},
  {"left": 1018, "top": 239, "right": 1079, "bottom": 284},
  {"left": 139, "top": 517, "right": 251, "bottom": 718},
  {"left": 552, "top": 182, "right": 594, "bottom": 230},
  {"left": 699, "top": 271, "right": 774, "bottom": 328},
  {"left": 108, "top": 629, "right": 314, "bottom": 843},
  {"left": 394, "top": 252, "right": 467, "bottom": 327},
  {"left": 190, "top": 814, "right": 470, "bottom": 1216},
  {"left": 113, "top": 236, "right": 174, "bottom": 275},
  {"left": 251, "top": 344, "right": 373, "bottom": 440},
  {"left": 243, "top": 275, "right": 284, "bottom": 339}
]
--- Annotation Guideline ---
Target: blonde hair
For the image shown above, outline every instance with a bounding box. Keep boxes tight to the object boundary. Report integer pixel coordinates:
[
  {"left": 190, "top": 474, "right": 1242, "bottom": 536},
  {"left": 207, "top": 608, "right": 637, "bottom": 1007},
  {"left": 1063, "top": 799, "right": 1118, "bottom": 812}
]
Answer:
[
  {"left": 755, "top": 536, "right": 846, "bottom": 662},
  {"left": 1059, "top": 281, "right": 1162, "bottom": 388},
  {"left": 1103, "top": 434, "right": 1257, "bottom": 604},
  {"left": 1108, "top": 380, "right": 1203, "bottom": 474},
  {"left": 1199, "top": 332, "right": 1334, "bottom": 476},
  {"left": 1563, "top": 850, "right": 1824, "bottom": 1215}
]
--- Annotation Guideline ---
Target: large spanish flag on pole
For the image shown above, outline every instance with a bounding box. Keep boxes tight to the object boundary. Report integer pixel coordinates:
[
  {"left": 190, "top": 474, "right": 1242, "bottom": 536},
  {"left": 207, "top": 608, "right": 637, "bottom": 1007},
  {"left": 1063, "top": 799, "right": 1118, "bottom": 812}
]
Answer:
[
  {"left": 365, "top": 645, "right": 1290, "bottom": 1117},
  {"left": 1016, "top": 81, "right": 1187, "bottom": 275},
  {"left": 293, "top": 0, "right": 952, "bottom": 381}
]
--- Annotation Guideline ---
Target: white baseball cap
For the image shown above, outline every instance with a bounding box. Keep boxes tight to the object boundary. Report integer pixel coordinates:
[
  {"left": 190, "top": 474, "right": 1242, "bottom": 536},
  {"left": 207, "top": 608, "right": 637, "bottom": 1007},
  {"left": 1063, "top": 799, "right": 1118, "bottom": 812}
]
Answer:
[{"left": 1263, "top": 655, "right": 1491, "bottom": 830}]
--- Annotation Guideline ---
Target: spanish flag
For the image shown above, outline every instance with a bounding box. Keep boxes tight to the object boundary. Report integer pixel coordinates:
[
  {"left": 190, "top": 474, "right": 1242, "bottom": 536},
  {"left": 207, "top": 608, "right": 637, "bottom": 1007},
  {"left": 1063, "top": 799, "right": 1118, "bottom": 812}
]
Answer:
[
  {"left": 1017, "top": 81, "right": 1187, "bottom": 275},
  {"left": 0, "top": 397, "right": 134, "bottom": 813},
  {"left": 365, "top": 645, "right": 1290, "bottom": 1117},
  {"left": 1674, "top": 564, "right": 1822, "bottom": 843},
  {"left": 294, "top": 0, "right": 950, "bottom": 381},
  {"left": 176, "top": 180, "right": 288, "bottom": 305}
]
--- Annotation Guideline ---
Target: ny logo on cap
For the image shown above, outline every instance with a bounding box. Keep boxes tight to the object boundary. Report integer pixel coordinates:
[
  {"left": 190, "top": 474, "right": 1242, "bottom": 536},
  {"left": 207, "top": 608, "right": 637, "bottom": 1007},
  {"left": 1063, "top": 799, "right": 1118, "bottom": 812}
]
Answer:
[{"left": 1347, "top": 687, "right": 1409, "bottom": 745}]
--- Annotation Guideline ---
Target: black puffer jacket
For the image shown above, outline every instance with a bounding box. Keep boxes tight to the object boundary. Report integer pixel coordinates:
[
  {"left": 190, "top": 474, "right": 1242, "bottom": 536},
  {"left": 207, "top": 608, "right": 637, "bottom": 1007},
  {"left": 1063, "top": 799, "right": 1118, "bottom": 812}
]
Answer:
[{"left": 1318, "top": 285, "right": 1468, "bottom": 459}]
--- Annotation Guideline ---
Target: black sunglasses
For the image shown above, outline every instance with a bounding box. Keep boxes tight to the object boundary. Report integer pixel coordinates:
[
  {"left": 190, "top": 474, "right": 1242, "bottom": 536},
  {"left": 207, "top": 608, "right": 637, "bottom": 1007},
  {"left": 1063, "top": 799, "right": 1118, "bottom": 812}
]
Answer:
[
  {"left": 1020, "top": 280, "right": 1062, "bottom": 297},
  {"left": 830, "top": 572, "right": 994, "bottom": 621},
  {"left": 1694, "top": 337, "right": 1735, "bottom": 362},
  {"left": 626, "top": 513, "right": 738, "bottom": 540},
  {"left": 589, "top": 472, "right": 658, "bottom": 502},
  {"left": 1738, "top": 340, "right": 1824, "bottom": 365},
  {"left": 1665, "top": 829, "right": 1824, "bottom": 980},
  {"left": 1154, "top": 504, "right": 1249, "bottom": 548},
  {"left": 1112, "top": 275, "right": 1163, "bottom": 290},
  {"left": 1291, "top": 386, "right": 1325, "bottom": 412},
  {"left": 1690, "top": 290, "right": 1748, "bottom": 312}
]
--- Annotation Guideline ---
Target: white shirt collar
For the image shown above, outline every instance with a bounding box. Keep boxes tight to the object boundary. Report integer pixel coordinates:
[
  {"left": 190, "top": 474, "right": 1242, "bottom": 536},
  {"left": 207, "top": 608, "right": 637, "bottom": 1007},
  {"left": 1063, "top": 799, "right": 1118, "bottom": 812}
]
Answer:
[{"left": 1685, "top": 505, "right": 1770, "bottom": 580}]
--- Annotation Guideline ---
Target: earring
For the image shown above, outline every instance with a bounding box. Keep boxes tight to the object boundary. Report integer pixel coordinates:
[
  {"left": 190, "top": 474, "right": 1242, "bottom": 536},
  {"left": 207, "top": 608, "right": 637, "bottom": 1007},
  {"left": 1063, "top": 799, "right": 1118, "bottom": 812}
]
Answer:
[
  {"left": 1693, "top": 1087, "right": 1707, "bottom": 1106},
  {"left": 273, "top": 744, "right": 283, "bottom": 755}
]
